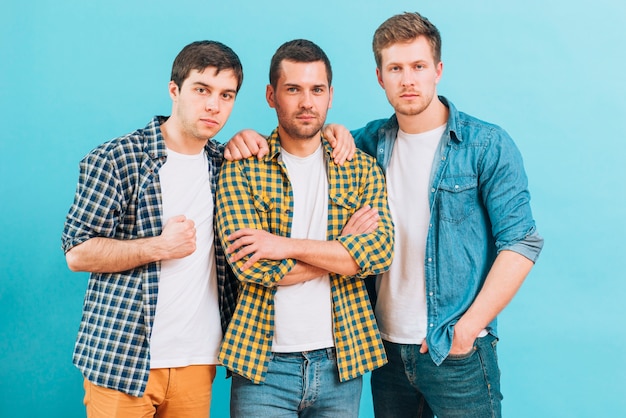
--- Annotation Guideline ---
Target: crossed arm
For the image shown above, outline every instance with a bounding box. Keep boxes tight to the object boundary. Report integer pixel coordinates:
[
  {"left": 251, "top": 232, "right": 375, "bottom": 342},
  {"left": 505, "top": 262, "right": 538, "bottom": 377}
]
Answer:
[
  {"left": 224, "top": 205, "right": 380, "bottom": 285},
  {"left": 216, "top": 155, "right": 393, "bottom": 288}
]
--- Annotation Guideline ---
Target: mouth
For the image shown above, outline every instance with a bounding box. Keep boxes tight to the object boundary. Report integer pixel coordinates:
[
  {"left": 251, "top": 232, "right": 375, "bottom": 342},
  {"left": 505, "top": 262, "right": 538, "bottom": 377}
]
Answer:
[
  {"left": 200, "top": 118, "right": 219, "bottom": 128},
  {"left": 296, "top": 113, "right": 317, "bottom": 121},
  {"left": 400, "top": 92, "right": 420, "bottom": 99}
]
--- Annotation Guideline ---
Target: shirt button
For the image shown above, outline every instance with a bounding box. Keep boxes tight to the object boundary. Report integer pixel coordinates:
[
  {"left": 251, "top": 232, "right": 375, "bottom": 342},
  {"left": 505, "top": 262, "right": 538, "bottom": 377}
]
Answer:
[
  {"left": 429, "top": 292, "right": 433, "bottom": 296},
  {"left": 379, "top": 148, "right": 384, "bottom": 153},
  {"left": 454, "top": 185, "right": 459, "bottom": 189},
  {"left": 429, "top": 323, "right": 434, "bottom": 328},
  {"left": 431, "top": 188, "right": 435, "bottom": 193},
  {"left": 427, "top": 258, "right": 432, "bottom": 262}
]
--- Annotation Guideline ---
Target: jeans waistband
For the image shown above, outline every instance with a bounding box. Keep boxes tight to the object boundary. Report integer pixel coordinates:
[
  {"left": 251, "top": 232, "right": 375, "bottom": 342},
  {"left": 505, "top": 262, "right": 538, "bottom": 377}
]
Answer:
[{"left": 271, "top": 347, "right": 335, "bottom": 360}]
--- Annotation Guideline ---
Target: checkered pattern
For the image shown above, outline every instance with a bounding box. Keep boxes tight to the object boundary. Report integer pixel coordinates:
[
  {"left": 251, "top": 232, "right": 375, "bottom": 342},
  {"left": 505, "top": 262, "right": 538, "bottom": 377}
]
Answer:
[
  {"left": 61, "top": 116, "right": 232, "bottom": 397},
  {"left": 216, "top": 129, "right": 394, "bottom": 384}
]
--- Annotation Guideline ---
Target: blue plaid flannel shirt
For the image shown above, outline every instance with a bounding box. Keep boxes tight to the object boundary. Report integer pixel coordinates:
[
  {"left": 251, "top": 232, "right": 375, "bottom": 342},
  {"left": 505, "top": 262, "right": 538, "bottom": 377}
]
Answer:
[{"left": 61, "top": 116, "right": 236, "bottom": 397}]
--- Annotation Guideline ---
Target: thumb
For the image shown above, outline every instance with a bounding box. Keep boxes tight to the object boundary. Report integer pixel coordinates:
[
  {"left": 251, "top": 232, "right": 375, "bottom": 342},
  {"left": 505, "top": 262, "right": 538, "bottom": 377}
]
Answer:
[
  {"left": 419, "top": 339, "right": 429, "bottom": 354},
  {"left": 167, "top": 214, "right": 187, "bottom": 224}
]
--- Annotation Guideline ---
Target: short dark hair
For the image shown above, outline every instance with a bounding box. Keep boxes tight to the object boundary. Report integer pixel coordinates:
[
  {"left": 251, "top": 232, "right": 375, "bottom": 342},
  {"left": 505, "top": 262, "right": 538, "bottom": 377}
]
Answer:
[
  {"left": 373, "top": 12, "right": 442, "bottom": 69},
  {"left": 269, "top": 39, "right": 332, "bottom": 88},
  {"left": 170, "top": 40, "right": 243, "bottom": 91}
]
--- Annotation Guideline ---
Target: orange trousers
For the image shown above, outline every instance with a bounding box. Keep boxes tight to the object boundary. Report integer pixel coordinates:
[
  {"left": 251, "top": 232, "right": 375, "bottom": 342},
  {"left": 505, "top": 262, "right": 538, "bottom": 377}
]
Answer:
[{"left": 84, "top": 365, "right": 216, "bottom": 418}]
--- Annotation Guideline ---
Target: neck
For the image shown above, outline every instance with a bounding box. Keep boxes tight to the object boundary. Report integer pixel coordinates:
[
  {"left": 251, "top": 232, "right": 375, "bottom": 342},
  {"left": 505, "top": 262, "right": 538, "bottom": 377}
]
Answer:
[
  {"left": 277, "top": 126, "right": 322, "bottom": 157},
  {"left": 160, "top": 117, "right": 207, "bottom": 155},
  {"left": 397, "top": 96, "right": 448, "bottom": 134}
]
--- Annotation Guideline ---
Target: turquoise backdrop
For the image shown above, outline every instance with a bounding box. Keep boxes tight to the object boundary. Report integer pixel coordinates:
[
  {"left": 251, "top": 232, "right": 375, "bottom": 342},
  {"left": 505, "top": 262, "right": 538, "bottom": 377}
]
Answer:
[{"left": 1, "top": 0, "right": 625, "bottom": 416}]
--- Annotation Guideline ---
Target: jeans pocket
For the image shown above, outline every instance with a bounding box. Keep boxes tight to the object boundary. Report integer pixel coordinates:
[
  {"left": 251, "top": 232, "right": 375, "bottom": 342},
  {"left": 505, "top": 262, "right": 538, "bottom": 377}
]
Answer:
[{"left": 445, "top": 345, "right": 477, "bottom": 361}]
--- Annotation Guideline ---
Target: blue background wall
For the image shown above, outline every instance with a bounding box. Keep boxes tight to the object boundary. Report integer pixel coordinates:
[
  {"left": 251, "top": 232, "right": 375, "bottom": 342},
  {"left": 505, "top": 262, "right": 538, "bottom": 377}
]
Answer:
[{"left": 1, "top": 0, "right": 624, "bottom": 416}]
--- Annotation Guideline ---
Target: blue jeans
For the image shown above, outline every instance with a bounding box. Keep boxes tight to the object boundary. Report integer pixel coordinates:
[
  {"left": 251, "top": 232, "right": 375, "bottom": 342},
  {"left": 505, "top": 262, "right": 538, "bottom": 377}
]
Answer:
[
  {"left": 230, "top": 347, "right": 362, "bottom": 417},
  {"left": 371, "top": 335, "right": 502, "bottom": 418}
]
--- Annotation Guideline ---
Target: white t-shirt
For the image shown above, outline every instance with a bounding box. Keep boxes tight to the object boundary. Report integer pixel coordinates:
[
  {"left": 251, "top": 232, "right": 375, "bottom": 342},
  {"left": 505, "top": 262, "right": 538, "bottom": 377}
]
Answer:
[
  {"left": 271, "top": 144, "right": 334, "bottom": 353},
  {"left": 149, "top": 148, "right": 222, "bottom": 368},
  {"left": 376, "top": 125, "right": 445, "bottom": 344}
]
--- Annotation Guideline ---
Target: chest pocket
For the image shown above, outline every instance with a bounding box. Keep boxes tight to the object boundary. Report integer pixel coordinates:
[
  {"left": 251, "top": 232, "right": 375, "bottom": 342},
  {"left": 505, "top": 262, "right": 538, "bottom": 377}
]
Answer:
[{"left": 436, "top": 176, "right": 479, "bottom": 224}]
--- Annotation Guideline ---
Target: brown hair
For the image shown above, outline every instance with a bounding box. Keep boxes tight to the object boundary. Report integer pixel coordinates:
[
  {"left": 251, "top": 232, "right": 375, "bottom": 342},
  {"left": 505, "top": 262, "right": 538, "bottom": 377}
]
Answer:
[
  {"left": 170, "top": 40, "right": 243, "bottom": 92},
  {"left": 372, "top": 12, "right": 442, "bottom": 69},
  {"left": 269, "top": 39, "right": 332, "bottom": 88}
]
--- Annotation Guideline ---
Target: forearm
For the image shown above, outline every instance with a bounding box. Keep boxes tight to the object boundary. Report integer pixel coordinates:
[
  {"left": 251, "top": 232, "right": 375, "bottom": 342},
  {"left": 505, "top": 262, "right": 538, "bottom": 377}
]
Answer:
[
  {"left": 65, "top": 236, "right": 164, "bottom": 273},
  {"left": 286, "top": 239, "right": 359, "bottom": 276},
  {"left": 455, "top": 250, "right": 535, "bottom": 339},
  {"left": 278, "top": 261, "right": 328, "bottom": 286}
]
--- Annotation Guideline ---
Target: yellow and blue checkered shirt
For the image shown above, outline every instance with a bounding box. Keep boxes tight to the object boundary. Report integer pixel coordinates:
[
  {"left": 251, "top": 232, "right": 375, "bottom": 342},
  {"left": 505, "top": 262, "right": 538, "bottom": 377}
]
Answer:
[{"left": 216, "top": 128, "right": 394, "bottom": 384}]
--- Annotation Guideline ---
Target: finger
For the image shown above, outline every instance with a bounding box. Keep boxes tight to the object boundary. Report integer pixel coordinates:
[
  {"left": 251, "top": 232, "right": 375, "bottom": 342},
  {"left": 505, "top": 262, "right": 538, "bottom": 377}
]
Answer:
[
  {"left": 349, "top": 205, "right": 373, "bottom": 225},
  {"left": 223, "top": 148, "right": 233, "bottom": 161},
  {"left": 230, "top": 244, "right": 255, "bottom": 262},
  {"left": 237, "top": 143, "right": 253, "bottom": 159},
  {"left": 332, "top": 137, "right": 351, "bottom": 165},
  {"left": 419, "top": 340, "right": 429, "bottom": 354},
  {"left": 168, "top": 214, "right": 187, "bottom": 224},
  {"left": 257, "top": 142, "right": 270, "bottom": 160},
  {"left": 228, "top": 145, "right": 243, "bottom": 161},
  {"left": 240, "top": 252, "right": 261, "bottom": 271},
  {"left": 228, "top": 228, "right": 254, "bottom": 241},
  {"left": 323, "top": 125, "right": 337, "bottom": 145},
  {"left": 227, "top": 235, "right": 256, "bottom": 254}
]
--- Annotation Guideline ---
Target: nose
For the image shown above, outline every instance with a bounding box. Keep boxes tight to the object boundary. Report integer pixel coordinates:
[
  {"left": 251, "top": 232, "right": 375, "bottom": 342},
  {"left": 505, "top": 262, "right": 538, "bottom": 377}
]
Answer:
[
  {"left": 400, "top": 69, "right": 415, "bottom": 87},
  {"left": 300, "top": 91, "right": 313, "bottom": 109},
  {"left": 205, "top": 95, "right": 219, "bottom": 112}
]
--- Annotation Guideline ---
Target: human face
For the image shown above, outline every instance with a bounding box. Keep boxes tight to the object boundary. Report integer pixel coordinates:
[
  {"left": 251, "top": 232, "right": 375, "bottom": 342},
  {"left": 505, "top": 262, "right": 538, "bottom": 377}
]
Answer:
[
  {"left": 376, "top": 36, "right": 443, "bottom": 118},
  {"left": 169, "top": 68, "right": 238, "bottom": 144},
  {"left": 266, "top": 60, "right": 333, "bottom": 145}
]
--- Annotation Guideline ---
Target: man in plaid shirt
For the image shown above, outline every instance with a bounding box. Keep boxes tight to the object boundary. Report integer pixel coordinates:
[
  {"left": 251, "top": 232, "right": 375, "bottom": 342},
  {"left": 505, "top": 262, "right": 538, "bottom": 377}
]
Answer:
[{"left": 216, "top": 39, "right": 394, "bottom": 418}]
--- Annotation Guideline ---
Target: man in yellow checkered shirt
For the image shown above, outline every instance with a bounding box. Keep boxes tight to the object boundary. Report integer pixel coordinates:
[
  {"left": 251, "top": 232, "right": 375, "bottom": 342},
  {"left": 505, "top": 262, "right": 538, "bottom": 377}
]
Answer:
[{"left": 215, "top": 39, "right": 395, "bottom": 417}]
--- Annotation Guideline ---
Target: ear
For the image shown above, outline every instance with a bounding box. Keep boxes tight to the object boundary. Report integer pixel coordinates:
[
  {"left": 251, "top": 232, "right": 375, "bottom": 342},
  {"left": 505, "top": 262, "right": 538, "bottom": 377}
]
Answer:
[
  {"left": 266, "top": 84, "right": 276, "bottom": 108},
  {"left": 376, "top": 67, "right": 384, "bottom": 89},
  {"left": 435, "top": 61, "right": 444, "bottom": 84},
  {"left": 168, "top": 81, "right": 179, "bottom": 101},
  {"left": 328, "top": 85, "right": 334, "bottom": 109}
]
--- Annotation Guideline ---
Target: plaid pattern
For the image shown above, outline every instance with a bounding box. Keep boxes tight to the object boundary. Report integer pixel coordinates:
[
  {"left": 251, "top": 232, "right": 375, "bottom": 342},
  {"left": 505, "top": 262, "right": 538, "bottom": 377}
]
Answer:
[
  {"left": 61, "top": 116, "right": 233, "bottom": 397},
  {"left": 216, "top": 129, "right": 394, "bottom": 384}
]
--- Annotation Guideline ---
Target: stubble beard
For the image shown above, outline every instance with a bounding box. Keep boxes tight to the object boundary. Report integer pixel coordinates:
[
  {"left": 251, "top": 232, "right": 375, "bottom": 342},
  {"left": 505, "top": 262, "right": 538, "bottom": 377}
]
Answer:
[{"left": 280, "top": 112, "right": 325, "bottom": 141}]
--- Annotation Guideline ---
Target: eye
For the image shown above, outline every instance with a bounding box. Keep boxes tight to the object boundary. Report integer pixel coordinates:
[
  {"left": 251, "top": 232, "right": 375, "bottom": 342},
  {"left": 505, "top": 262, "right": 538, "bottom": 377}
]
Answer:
[
  {"left": 390, "top": 66, "right": 401, "bottom": 72},
  {"left": 313, "top": 87, "right": 324, "bottom": 94},
  {"left": 195, "top": 87, "right": 207, "bottom": 94},
  {"left": 287, "top": 87, "right": 298, "bottom": 93},
  {"left": 415, "top": 64, "right": 425, "bottom": 70},
  {"left": 221, "top": 92, "right": 235, "bottom": 100}
]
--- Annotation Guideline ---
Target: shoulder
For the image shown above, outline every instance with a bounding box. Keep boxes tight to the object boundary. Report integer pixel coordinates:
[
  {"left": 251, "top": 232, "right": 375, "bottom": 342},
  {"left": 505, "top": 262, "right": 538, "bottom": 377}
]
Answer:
[
  {"left": 81, "top": 123, "right": 159, "bottom": 168},
  {"left": 346, "top": 148, "right": 384, "bottom": 177},
  {"left": 452, "top": 110, "right": 515, "bottom": 149},
  {"left": 353, "top": 115, "right": 396, "bottom": 140}
]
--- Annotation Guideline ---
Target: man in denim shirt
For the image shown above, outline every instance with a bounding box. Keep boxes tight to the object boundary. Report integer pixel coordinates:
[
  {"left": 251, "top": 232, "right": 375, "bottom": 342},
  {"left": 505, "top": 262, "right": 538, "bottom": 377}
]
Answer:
[{"left": 327, "top": 12, "right": 544, "bottom": 418}]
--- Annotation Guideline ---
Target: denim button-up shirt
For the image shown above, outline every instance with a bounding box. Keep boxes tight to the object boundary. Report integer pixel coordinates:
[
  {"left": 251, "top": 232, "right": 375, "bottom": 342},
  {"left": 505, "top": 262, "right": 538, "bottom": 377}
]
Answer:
[{"left": 352, "top": 97, "right": 544, "bottom": 365}]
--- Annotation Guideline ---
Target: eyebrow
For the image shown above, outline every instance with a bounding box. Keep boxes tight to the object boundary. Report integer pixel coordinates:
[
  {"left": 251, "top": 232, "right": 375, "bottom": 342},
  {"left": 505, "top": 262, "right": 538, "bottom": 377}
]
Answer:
[
  {"left": 386, "top": 59, "right": 428, "bottom": 67},
  {"left": 192, "top": 82, "right": 237, "bottom": 94},
  {"left": 284, "top": 83, "right": 328, "bottom": 89}
]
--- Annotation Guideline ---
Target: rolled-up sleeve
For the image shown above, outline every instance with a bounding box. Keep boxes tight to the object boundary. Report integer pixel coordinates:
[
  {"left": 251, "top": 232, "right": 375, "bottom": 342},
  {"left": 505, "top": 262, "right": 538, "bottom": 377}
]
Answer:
[
  {"left": 61, "top": 152, "right": 121, "bottom": 253},
  {"left": 215, "top": 158, "right": 296, "bottom": 287},
  {"left": 335, "top": 153, "right": 394, "bottom": 277}
]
